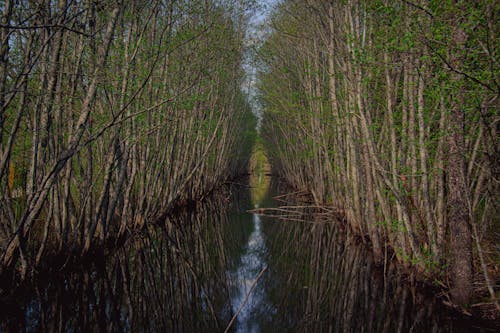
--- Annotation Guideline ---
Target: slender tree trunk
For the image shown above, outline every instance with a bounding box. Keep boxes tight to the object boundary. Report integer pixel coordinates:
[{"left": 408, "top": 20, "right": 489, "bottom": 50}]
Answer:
[{"left": 448, "top": 25, "right": 472, "bottom": 307}]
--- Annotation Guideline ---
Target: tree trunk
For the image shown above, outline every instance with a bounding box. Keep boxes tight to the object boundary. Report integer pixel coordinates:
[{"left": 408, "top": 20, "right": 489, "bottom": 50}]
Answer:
[{"left": 448, "top": 26, "right": 472, "bottom": 307}]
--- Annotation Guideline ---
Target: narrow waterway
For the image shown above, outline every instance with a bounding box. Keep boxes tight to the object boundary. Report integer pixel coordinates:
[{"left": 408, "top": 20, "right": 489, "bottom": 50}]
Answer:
[
  {"left": 0, "top": 177, "right": 496, "bottom": 332},
  {"left": 228, "top": 211, "right": 272, "bottom": 333}
]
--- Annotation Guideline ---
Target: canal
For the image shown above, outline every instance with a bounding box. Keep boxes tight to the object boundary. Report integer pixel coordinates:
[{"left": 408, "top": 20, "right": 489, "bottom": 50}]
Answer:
[{"left": 0, "top": 175, "right": 494, "bottom": 332}]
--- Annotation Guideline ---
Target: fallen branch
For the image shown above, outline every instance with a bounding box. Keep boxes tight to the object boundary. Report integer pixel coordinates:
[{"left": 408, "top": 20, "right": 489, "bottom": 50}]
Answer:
[
  {"left": 224, "top": 266, "right": 268, "bottom": 333},
  {"left": 272, "top": 190, "right": 308, "bottom": 199}
]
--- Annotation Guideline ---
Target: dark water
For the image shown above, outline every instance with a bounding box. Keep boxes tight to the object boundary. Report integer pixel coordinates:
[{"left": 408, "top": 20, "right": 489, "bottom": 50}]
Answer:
[{"left": 0, "top": 180, "right": 495, "bottom": 332}]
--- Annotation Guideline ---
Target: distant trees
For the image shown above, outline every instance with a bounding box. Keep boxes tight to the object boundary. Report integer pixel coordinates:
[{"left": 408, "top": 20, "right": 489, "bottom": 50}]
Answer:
[
  {"left": 0, "top": 0, "right": 255, "bottom": 276},
  {"left": 259, "top": 0, "right": 498, "bottom": 307}
]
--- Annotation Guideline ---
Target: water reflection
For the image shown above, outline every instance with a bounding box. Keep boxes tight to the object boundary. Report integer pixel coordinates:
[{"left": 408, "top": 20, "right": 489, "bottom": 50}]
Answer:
[
  {"left": 0, "top": 180, "right": 495, "bottom": 332},
  {"left": 229, "top": 211, "right": 273, "bottom": 333},
  {"left": 0, "top": 191, "right": 251, "bottom": 333},
  {"left": 256, "top": 182, "right": 494, "bottom": 332}
]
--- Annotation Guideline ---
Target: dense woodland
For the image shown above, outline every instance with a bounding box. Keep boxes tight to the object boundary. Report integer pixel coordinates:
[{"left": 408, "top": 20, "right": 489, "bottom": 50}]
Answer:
[
  {"left": 258, "top": 0, "right": 498, "bottom": 308},
  {"left": 0, "top": 0, "right": 255, "bottom": 277},
  {"left": 0, "top": 0, "right": 498, "bottom": 317}
]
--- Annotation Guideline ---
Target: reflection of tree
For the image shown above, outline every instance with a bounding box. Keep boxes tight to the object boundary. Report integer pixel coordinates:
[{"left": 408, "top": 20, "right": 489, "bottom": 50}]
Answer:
[
  {"left": 0, "top": 190, "right": 249, "bottom": 333},
  {"left": 259, "top": 198, "right": 478, "bottom": 332}
]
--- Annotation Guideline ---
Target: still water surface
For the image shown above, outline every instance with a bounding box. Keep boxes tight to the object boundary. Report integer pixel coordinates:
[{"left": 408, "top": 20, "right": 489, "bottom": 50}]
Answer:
[{"left": 0, "top": 179, "right": 494, "bottom": 332}]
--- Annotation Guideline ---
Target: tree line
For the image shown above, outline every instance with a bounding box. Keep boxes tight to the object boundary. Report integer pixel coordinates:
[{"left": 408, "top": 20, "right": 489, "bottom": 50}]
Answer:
[
  {"left": 0, "top": 0, "right": 255, "bottom": 277},
  {"left": 258, "top": 0, "right": 498, "bottom": 308}
]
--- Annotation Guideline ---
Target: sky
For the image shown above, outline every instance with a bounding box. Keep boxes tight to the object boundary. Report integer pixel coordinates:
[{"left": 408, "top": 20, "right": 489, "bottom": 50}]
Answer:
[{"left": 242, "top": 0, "right": 279, "bottom": 128}]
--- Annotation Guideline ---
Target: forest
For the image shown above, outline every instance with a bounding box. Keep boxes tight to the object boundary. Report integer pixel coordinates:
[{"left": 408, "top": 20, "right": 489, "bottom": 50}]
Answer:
[
  {"left": 258, "top": 0, "right": 498, "bottom": 309},
  {"left": 0, "top": 0, "right": 255, "bottom": 277},
  {"left": 0, "top": 0, "right": 498, "bottom": 325}
]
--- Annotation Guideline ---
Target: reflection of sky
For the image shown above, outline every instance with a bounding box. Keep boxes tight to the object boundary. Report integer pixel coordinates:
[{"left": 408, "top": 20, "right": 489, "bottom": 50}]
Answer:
[{"left": 230, "top": 212, "right": 271, "bottom": 333}]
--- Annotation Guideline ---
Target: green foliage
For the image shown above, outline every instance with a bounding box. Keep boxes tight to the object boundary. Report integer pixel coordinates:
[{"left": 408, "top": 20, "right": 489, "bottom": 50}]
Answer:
[
  {"left": 0, "top": 0, "right": 260, "bottom": 259},
  {"left": 257, "top": 0, "right": 498, "bottom": 282}
]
